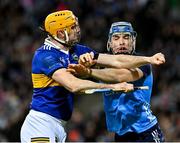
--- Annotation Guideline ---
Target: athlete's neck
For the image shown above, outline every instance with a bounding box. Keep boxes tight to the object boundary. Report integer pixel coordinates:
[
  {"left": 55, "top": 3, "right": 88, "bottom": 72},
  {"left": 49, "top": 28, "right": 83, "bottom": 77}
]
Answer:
[{"left": 50, "top": 38, "right": 70, "bottom": 51}]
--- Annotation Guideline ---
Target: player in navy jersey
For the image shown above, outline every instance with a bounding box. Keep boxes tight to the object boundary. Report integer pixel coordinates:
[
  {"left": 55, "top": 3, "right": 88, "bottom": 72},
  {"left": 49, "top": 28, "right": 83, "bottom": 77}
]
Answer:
[
  {"left": 68, "top": 22, "right": 165, "bottom": 142},
  {"left": 20, "top": 10, "right": 165, "bottom": 142}
]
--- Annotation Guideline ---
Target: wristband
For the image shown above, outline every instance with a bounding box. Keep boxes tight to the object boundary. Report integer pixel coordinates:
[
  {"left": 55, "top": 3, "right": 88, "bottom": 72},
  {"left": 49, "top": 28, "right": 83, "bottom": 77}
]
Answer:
[{"left": 93, "top": 53, "right": 99, "bottom": 60}]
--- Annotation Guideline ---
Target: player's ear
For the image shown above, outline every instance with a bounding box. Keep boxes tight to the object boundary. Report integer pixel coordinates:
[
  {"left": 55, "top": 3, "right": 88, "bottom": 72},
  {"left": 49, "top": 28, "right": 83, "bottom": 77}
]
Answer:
[{"left": 57, "top": 30, "right": 65, "bottom": 40}]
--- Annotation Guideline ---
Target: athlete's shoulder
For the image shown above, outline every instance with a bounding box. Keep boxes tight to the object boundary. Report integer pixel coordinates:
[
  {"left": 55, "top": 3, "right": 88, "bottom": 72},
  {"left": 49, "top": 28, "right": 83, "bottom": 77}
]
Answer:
[
  {"left": 35, "top": 44, "right": 57, "bottom": 54},
  {"left": 37, "top": 44, "right": 57, "bottom": 52},
  {"left": 73, "top": 43, "right": 97, "bottom": 54},
  {"left": 74, "top": 43, "right": 91, "bottom": 50},
  {"left": 33, "top": 45, "right": 59, "bottom": 63}
]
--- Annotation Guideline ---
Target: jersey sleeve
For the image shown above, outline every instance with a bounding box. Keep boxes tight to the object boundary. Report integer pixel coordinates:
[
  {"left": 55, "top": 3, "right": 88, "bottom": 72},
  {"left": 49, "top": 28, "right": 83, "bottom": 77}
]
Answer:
[
  {"left": 37, "top": 51, "right": 65, "bottom": 76},
  {"left": 139, "top": 64, "right": 152, "bottom": 78}
]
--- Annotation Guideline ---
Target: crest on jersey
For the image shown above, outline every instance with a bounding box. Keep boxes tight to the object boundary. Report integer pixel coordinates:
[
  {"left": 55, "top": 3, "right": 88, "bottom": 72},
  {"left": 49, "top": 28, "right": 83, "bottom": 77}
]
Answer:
[{"left": 72, "top": 53, "right": 79, "bottom": 61}]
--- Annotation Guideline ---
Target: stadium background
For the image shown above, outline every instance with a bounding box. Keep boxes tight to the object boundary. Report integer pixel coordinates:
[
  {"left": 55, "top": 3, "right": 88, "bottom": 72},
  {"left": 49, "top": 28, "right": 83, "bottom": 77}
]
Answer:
[{"left": 0, "top": 0, "right": 179, "bottom": 141}]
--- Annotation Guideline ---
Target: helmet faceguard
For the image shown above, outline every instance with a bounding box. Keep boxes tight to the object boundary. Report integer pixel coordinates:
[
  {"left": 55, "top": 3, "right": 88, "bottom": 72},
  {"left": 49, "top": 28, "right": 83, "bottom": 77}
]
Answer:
[
  {"left": 44, "top": 10, "right": 81, "bottom": 46},
  {"left": 107, "top": 22, "right": 137, "bottom": 55}
]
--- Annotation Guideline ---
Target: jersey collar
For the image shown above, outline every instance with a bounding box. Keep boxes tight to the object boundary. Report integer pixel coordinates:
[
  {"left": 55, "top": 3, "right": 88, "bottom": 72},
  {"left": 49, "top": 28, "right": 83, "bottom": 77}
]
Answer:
[{"left": 44, "top": 38, "right": 69, "bottom": 55}]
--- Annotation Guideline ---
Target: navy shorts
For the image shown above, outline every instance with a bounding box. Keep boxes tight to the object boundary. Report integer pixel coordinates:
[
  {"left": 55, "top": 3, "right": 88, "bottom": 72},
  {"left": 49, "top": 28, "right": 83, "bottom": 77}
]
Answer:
[{"left": 115, "top": 123, "right": 165, "bottom": 142}]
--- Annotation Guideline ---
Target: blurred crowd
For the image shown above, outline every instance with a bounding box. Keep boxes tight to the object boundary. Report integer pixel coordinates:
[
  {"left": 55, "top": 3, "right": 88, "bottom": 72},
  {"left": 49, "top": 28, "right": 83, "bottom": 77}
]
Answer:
[{"left": 0, "top": 0, "right": 180, "bottom": 141}]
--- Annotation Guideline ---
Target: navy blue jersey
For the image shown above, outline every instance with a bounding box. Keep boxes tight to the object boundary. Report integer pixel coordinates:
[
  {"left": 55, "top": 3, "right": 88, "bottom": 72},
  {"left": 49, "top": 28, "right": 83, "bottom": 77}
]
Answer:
[
  {"left": 103, "top": 64, "right": 158, "bottom": 135},
  {"left": 30, "top": 38, "right": 97, "bottom": 121}
]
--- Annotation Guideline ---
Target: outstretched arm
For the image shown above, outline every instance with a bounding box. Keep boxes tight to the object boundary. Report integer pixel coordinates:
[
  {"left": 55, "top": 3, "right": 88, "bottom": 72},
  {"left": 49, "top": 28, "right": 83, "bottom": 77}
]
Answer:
[
  {"left": 52, "top": 68, "right": 134, "bottom": 93},
  {"left": 89, "top": 68, "right": 143, "bottom": 83},
  {"left": 79, "top": 52, "right": 165, "bottom": 69},
  {"left": 67, "top": 64, "right": 143, "bottom": 83}
]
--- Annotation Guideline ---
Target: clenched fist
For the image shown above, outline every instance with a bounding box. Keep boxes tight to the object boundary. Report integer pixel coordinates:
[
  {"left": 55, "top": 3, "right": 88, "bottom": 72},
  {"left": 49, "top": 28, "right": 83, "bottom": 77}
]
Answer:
[{"left": 149, "top": 53, "right": 165, "bottom": 65}]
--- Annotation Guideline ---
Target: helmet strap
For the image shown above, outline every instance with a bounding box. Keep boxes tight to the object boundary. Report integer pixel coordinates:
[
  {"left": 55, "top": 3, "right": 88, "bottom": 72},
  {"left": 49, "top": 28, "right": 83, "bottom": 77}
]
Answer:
[
  {"left": 52, "top": 29, "right": 75, "bottom": 48},
  {"left": 39, "top": 26, "right": 71, "bottom": 47},
  {"left": 64, "top": 30, "right": 69, "bottom": 43}
]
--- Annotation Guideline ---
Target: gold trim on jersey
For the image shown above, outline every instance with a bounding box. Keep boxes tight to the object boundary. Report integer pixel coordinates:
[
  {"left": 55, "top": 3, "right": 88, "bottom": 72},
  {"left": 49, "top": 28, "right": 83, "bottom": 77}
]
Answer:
[
  {"left": 31, "top": 137, "right": 50, "bottom": 143},
  {"left": 32, "top": 73, "right": 62, "bottom": 88}
]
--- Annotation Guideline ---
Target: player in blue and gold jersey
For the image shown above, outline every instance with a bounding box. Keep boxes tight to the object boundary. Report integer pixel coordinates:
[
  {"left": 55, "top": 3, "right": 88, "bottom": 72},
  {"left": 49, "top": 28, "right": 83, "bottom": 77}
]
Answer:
[{"left": 20, "top": 10, "right": 132, "bottom": 143}]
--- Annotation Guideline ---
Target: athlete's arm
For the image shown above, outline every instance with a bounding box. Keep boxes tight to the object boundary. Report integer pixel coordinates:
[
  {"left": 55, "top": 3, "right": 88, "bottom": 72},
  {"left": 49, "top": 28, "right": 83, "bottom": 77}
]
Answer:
[
  {"left": 67, "top": 64, "right": 143, "bottom": 83},
  {"left": 89, "top": 68, "right": 143, "bottom": 83},
  {"left": 97, "top": 53, "right": 165, "bottom": 68},
  {"left": 52, "top": 68, "right": 134, "bottom": 93},
  {"left": 79, "top": 52, "right": 165, "bottom": 69}
]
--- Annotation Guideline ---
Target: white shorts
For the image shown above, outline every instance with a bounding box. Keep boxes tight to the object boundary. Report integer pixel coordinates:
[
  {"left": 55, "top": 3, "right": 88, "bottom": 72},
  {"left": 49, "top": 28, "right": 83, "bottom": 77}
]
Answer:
[{"left": 20, "top": 110, "right": 67, "bottom": 143}]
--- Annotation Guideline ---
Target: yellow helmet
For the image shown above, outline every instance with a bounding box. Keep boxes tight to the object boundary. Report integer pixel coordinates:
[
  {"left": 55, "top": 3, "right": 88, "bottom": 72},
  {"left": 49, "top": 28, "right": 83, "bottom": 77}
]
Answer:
[{"left": 45, "top": 10, "right": 76, "bottom": 37}]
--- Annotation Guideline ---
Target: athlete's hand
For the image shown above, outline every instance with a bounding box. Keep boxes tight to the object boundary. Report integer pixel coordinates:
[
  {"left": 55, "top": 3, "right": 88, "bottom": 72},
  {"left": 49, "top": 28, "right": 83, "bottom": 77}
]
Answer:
[
  {"left": 67, "top": 64, "right": 91, "bottom": 78},
  {"left": 78, "top": 52, "right": 97, "bottom": 67},
  {"left": 111, "top": 82, "right": 134, "bottom": 92},
  {"left": 150, "top": 53, "right": 165, "bottom": 65}
]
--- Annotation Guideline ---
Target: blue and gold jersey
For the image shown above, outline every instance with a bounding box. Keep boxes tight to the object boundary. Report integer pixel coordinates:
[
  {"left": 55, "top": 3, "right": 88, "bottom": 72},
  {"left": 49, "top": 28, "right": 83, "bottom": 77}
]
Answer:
[
  {"left": 30, "top": 38, "right": 96, "bottom": 121},
  {"left": 103, "top": 64, "right": 158, "bottom": 135}
]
